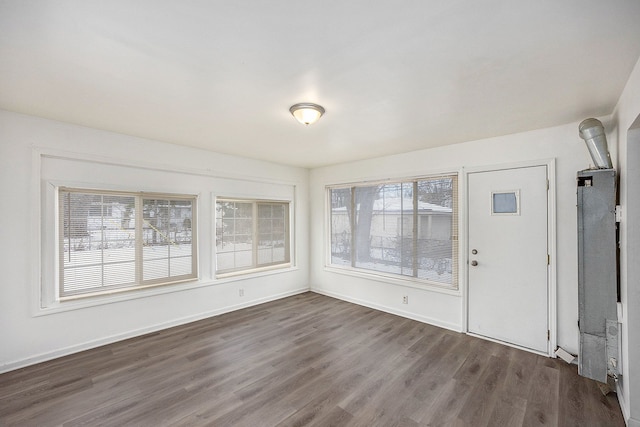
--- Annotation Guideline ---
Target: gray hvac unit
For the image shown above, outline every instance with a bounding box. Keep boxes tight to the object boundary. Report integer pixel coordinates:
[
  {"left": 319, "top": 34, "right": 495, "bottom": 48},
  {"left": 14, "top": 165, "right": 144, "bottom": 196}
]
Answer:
[
  {"left": 577, "top": 169, "right": 618, "bottom": 383},
  {"left": 576, "top": 118, "right": 619, "bottom": 385}
]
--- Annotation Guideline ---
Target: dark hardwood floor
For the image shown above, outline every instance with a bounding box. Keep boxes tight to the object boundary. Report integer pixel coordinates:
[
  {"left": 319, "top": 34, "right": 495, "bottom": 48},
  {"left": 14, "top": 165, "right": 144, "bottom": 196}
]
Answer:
[{"left": 0, "top": 292, "right": 625, "bottom": 426}]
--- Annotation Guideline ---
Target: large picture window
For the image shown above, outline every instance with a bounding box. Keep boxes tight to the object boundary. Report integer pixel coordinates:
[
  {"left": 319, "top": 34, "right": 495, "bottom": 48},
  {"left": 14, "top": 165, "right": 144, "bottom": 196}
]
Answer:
[
  {"left": 329, "top": 175, "right": 458, "bottom": 288},
  {"left": 59, "top": 188, "right": 197, "bottom": 298},
  {"left": 215, "top": 199, "right": 290, "bottom": 275}
]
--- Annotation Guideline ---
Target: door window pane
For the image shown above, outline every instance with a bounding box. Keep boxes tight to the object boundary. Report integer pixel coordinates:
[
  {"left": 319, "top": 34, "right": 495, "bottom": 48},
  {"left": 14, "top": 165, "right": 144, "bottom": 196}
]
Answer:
[{"left": 492, "top": 191, "right": 519, "bottom": 214}]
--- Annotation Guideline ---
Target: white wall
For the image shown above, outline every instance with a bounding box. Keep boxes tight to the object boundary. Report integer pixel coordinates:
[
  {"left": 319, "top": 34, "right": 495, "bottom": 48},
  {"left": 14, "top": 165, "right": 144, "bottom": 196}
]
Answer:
[
  {"left": 310, "top": 119, "right": 599, "bottom": 354},
  {"left": 612, "top": 54, "right": 640, "bottom": 427},
  {"left": 0, "top": 109, "right": 310, "bottom": 372}
]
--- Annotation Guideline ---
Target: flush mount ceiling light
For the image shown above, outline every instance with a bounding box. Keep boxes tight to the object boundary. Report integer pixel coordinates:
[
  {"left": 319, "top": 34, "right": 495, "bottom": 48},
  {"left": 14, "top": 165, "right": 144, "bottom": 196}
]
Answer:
[{"left": 289, "top": 103, "right": 325, "bottom": 125}]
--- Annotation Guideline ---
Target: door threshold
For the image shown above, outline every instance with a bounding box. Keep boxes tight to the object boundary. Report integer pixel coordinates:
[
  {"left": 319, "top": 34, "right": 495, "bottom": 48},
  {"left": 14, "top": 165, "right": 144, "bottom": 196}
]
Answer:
[{"left": 466, "top": 331, "right": 551, "bottom": 357}]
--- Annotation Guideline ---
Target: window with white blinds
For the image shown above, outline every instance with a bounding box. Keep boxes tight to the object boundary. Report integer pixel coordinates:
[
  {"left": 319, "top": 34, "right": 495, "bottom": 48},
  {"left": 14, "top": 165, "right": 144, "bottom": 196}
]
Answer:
[
  {"left": 59, "top": 188, "right": 197, "bottom": 298},
  {"left": 215, "top": 199, "right": 290, "bottom": 275},
  {"left": 329, "top": 174, "right": 458, "bottom": 288}
]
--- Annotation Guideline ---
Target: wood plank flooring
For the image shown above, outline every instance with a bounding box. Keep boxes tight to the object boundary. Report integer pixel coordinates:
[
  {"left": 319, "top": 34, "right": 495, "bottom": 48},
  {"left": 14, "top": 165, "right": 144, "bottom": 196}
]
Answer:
[{"left": 0, "top": 292, "right": 625, "bottom": 426}]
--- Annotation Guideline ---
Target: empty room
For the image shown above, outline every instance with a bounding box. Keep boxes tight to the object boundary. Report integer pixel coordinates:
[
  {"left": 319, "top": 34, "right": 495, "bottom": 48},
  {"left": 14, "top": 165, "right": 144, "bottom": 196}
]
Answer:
[{"left": 2, "top": 1, "right": 640, "bottom": 426}]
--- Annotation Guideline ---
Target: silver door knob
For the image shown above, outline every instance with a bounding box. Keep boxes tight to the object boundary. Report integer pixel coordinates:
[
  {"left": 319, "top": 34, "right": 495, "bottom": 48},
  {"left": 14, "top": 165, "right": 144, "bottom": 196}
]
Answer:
[{"left": 470, "top": 260, "right": 478, "bottom": 266}]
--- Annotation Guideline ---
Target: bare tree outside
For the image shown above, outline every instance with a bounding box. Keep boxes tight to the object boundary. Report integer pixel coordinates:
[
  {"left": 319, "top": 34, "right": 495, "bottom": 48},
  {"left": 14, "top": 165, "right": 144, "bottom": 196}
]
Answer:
[{"left": 354, "top": 185, "right": 380, "bottom": 263}]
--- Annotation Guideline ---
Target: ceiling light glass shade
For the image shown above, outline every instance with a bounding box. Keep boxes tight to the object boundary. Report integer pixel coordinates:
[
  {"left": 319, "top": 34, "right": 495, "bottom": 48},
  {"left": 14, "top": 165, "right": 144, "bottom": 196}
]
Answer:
[{"left": 290, "top": 103, "right": 325, "bottom": 125}]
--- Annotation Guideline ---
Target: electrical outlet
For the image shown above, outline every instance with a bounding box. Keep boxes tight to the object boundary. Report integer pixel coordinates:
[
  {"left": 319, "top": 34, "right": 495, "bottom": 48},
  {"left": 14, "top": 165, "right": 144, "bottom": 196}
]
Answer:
[
  {"left": 239, "top": 289, "right": 244, "bottom": 297},
  {"left": 402, "top": 295, "right": 408, "bottom": 304}
]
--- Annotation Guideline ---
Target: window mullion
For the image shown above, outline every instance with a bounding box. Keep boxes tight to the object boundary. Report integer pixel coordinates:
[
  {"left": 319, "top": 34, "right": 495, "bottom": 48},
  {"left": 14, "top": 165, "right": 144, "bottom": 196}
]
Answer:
[
  {"left": 167, "top": 200, "right": 171, "bottom": 278},
  {"left": 135, "top": 196, "right": 143, "bottom": 285},
  {"left": 399, "top": 185, "right": 404, "bottom": 274},
  {"left": 252, "top": 202, "right": 258, "bottom": 268},
  {"left": 413, "top": 181, "right": 418, "bottom": 277},
  {"left": 350, "top": 187, "right": 356, "bottom": 268},
  {"left": 285, "top": 204, "right": 291, "bottom": 263},
  {"left": 100, "top": 195, "right": 105, "bottom": 287},
  {"left": 66, "top": 193, "right": 71, "bottom": 264}
]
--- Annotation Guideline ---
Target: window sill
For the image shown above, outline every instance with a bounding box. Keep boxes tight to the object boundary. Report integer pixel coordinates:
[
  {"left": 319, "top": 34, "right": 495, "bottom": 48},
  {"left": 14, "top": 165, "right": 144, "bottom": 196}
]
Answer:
[
  {"left": 35, "top": 266, "right": 299, "bottom": 317},
  {"left": 214, "top": 264, "right": 295, "bottom": 283},
  {"left": 323, "top": 265, "right": 461, "bottom": 296},
  {"left": 59, "top": 276, "right": 197, "bottom": 302}
]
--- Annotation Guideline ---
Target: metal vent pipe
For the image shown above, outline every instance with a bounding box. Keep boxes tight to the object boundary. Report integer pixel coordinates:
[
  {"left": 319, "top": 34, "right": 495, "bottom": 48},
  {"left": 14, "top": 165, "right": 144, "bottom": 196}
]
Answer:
[{"left": 578, "top": 118, "right": 613, "bottom": 169}]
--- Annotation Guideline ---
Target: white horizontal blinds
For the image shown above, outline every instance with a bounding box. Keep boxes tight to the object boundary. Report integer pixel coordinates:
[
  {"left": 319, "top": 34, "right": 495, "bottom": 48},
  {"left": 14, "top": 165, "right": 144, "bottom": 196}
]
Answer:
[
  {"left": 215, "top": 199, "right": 290, "bottom": 274},
  {"left": 59, "top": 189, "right": 197, "bottom": 298},
  {"left": 328, "top": 174, "right": 458, "bottom": 288},
  {"left": 415, "top": 176, "right": 457, "bottom": 286},
  {"left": 257, "top": 202, "right": 289, "bottom": 266},
  {"left": 142, "top": 198, "right": 195, "bottom": 283},
  {"left": 59, "top": 190, "right": 136, "bottom": 296},
  {"left": 330, "top": 188, "right": 352, "bottom": 267},
  {"left": 216, "top": 201, "right": 254, "bottom": 272}
]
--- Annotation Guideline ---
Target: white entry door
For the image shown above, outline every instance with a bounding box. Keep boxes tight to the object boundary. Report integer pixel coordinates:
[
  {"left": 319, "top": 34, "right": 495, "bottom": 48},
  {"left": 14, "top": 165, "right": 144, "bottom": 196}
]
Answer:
[{"left": 467, "top": 165, "right": 549, "bottom": 353}]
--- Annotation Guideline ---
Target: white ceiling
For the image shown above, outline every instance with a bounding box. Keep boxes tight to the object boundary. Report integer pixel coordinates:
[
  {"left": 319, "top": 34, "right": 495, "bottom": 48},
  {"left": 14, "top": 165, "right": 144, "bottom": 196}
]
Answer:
[{"left": 1, "top": 1, "right": 640, "bottom": 168}]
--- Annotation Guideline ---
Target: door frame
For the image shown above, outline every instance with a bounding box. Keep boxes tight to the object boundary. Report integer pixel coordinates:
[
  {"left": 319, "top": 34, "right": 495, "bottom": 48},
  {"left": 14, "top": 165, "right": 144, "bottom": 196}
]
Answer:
[{"left": 462, "top": 159, "right": 557, "bottom": 357}]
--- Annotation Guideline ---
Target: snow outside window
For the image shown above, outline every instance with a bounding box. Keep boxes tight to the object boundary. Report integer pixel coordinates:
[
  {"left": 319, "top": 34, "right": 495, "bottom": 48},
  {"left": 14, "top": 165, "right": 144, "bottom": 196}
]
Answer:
[
  {"left": 59, "top": 188, "right": 197, "bottom": 298},
  {"left": 329, "top": 175, "right": 458, "bottom": 289},
  {"left": 215, "top": 199, "right": 290, "bottom": 276}
]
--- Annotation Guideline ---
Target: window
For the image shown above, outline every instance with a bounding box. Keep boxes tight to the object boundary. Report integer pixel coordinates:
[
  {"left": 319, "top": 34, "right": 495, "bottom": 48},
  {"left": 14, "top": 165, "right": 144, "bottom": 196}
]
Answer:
[
  {"left": 59, "top": 188, "right": 197, "bottom": 298},
  {"left": 215, "top": 199, "right": 290, "bottom": 275},
  {"left": 492, "top": 190, "right": 520, "bottom": 215},
  {"left": 329, "top": 174, "right": 458, "bottom": 288}
]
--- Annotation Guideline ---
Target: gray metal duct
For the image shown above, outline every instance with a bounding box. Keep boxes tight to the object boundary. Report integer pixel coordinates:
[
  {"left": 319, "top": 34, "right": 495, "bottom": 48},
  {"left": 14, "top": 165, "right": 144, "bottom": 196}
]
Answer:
[
  {"left": 579, "top": 118, "right": 613, "bottom": 169},
  {"left": 577, "top": 169, "right": 618, "bottom": 384}
]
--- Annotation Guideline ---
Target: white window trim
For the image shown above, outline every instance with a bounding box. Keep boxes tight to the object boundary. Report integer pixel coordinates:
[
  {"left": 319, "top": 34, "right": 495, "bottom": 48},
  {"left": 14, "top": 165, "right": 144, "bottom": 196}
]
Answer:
[
  {"left": 35, "top": 267, "right": 300, "bottom": 317},
  {"left": 32, "top": 147, "right": 301, "bottom": 316},
  {"left": 323, "top": 264, "right": 462, "bottom": 296},
  {"left": 214, "top": 197, "right": 292, "bottom": 278},
  {"left": 56, "top": 187, "right": 199, "bottom": 300},
  {"left": 325, "top": 173, "right": 460, "bottom": 291}
]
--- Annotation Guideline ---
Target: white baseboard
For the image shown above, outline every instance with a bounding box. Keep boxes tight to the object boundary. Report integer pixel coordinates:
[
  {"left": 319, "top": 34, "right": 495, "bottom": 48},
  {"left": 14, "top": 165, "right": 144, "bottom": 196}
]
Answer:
[
  {"left": 617, "top": 382, "right": 629, "bottom": 425},
  {"left": 311, "top": 288, "right": 462, "bottom": 332},
  {"left": 615, "top": 374, "right": 640, "bottom": 427},
  {"left": 0, "top": 288, "right": 308, "bottom": 374}
]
